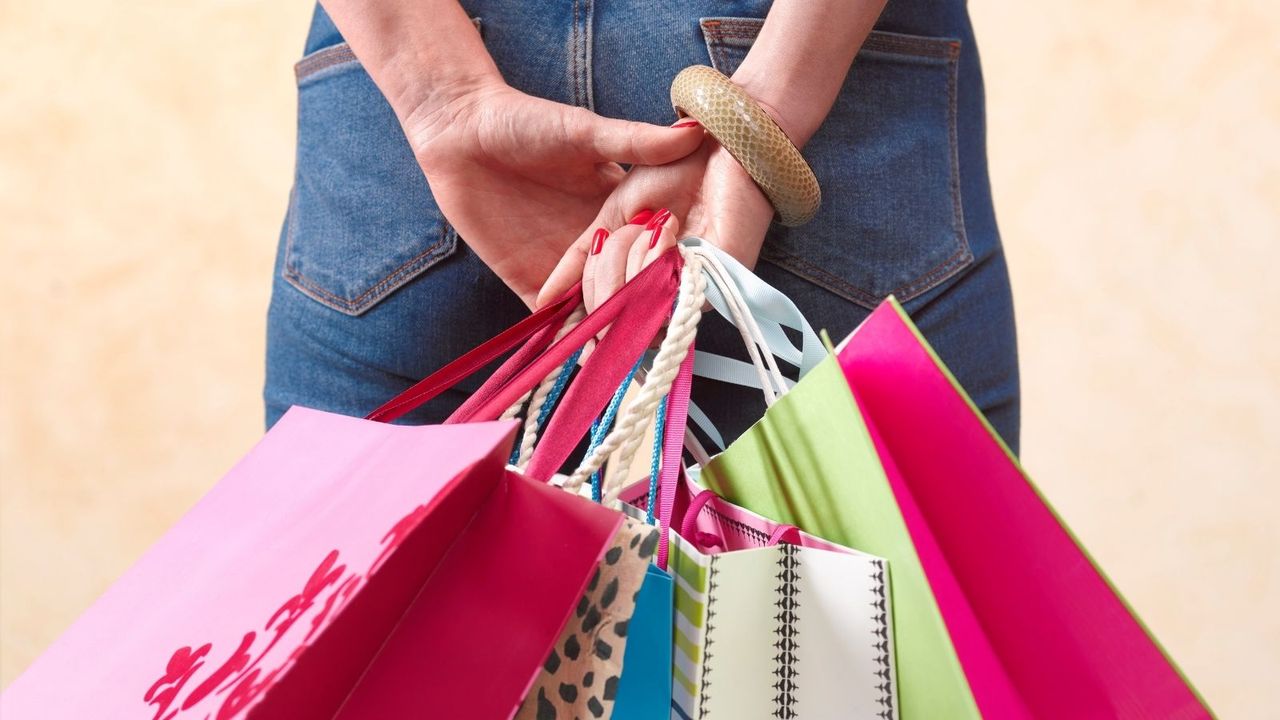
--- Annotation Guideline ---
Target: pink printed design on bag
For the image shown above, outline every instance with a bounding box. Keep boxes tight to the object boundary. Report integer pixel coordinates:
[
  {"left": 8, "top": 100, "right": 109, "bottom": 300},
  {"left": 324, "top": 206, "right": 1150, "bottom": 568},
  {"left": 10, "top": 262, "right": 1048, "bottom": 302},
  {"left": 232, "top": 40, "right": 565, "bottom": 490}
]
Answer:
[{"left": 143, "top": 497, "right": 431, "bottom": 720}]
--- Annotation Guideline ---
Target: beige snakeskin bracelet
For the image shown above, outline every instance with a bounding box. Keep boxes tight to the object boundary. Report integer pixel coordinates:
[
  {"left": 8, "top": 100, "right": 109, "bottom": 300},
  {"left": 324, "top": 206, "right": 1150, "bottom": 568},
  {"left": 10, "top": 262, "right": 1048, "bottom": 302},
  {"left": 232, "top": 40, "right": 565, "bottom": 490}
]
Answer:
[{"left": 670, "top": 65, "right": 822, "bottom": 226}]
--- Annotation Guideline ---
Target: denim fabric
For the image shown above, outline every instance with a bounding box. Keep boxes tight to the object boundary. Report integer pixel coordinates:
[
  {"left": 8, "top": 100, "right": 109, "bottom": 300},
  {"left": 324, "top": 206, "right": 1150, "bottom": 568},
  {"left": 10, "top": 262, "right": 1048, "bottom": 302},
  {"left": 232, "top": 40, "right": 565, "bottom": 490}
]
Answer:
[{"left": 265, "top": 0, "right": 1021, "bottom": 453}]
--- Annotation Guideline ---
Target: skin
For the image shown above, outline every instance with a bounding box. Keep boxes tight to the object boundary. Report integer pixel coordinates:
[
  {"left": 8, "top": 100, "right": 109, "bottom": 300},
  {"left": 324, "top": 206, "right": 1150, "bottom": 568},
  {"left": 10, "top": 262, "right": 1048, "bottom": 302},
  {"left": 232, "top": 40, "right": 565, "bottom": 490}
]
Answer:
[{"left": 321, "top": 0, "right": 887, "bottom": 310}]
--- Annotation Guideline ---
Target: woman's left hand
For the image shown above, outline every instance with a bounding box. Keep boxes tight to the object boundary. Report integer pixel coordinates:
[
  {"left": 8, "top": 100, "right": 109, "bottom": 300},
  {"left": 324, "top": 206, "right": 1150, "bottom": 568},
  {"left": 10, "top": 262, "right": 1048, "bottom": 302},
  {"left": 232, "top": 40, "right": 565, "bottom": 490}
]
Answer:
[{"left": 536, "top": 131, "right": 775, "bottom": 312}]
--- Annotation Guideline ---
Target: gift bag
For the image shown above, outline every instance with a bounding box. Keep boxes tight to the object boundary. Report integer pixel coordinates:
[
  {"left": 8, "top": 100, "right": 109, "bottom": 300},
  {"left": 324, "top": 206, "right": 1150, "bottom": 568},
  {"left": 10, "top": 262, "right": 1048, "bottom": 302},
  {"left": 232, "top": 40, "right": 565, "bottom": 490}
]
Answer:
[
  {"left": 516, "top": 518, "right": 660, "bottom": 720},
  {"left": 696, "top": 297, "right": 1213, "bottom": 718},
  {"left": 611, "top": 563, "right": 675, "bottom": 720},
  {"left": 586, "top": 243, "right": 900, "bottom": 720},
  {"left": 648, "top": 480, "right": 897, "bottom": 720},
  {"left": 3, "top": 251, "right": 694, "bottom": 720},
  {"left": 833, "top": 298, "right": 1213, "bottom": 719},
  {"left": 0, "top": 409, "right": 623, "bottom": 719}
]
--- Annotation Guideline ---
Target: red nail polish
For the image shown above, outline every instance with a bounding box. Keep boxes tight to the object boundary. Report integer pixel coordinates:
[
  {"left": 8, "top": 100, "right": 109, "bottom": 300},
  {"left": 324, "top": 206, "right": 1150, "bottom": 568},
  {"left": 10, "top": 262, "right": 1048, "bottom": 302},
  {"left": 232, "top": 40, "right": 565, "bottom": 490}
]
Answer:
[
  {"left": 628, "top": 209, "right": 655, "bottom": 225},
  {"left": 646, "top": 208, "right": 671, "bottom": 248},
  {"left": 672, "top": 120, "right": 700, "bottom": 129},
  {"left": 590, "top": 228, "right": 608, "bottom": 255}
]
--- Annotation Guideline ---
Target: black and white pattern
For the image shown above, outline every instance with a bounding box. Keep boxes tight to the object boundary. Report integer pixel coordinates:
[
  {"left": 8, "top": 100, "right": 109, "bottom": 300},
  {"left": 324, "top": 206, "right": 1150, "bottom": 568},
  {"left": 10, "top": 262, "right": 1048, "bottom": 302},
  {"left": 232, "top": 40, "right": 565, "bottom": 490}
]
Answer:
[
  {"left": 772, "top": 544, "right": 801, "bottom": 719},
  {"left": 870, "top": 559, "right": 894, "bottom": 720},
  {"left": 698, "top": 555, "right": 720, "bottom": 720}
]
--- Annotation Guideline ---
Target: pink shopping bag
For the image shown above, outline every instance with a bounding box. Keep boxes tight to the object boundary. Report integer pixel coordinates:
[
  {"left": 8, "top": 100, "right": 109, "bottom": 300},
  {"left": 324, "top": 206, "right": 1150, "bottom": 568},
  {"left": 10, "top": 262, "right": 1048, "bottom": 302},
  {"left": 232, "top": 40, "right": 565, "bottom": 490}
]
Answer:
[
  {"left": 836, "top": 299, "right": 1213, "bottom": 719},
  {"left": 0, "top": 410, "right": 623, "bottom": 719},
  {"left": 2, "top": 249, "right": 690, "bottom": 720}
]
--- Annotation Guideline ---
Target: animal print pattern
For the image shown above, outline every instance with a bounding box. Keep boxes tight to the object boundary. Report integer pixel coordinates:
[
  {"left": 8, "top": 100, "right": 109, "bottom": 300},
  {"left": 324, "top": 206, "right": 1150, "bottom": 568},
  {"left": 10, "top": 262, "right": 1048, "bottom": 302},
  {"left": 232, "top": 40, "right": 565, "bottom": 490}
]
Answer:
[{"left": 516, "top": 518, "right": 660, "bottom": 720}]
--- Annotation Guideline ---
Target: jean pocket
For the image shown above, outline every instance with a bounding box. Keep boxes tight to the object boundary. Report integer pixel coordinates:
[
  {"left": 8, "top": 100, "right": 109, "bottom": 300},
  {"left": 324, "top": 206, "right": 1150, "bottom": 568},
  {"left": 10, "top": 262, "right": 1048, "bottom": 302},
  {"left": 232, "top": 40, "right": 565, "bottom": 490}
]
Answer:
[
  {"left": 284, "top": 28, "right": 478, "bottom": 316},
  {"left": 700, "top": 18, "right": 972, "bottom": 308}
]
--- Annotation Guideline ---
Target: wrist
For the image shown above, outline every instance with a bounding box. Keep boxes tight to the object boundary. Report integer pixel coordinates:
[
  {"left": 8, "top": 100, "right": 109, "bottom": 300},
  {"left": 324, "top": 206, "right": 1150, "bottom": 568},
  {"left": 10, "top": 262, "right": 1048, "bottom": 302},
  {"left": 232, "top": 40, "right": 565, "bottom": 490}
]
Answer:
[
  {"left": 397, "top": 66, "right": 507, "bottom": 157},
  {"left": 388, "top": 48, "right": 504, "bottom": 127},
  {"left": 729, "top": 63, "right": 823, "bottom": 149}
]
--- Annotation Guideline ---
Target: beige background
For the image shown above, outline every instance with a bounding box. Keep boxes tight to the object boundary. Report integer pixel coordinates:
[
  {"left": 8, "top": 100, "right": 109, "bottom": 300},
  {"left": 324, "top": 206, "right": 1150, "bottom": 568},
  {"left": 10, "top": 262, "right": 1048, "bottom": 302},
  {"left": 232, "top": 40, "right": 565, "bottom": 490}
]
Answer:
[{"left": 2, "top": 0, "right": 1277, "bottom": 715}]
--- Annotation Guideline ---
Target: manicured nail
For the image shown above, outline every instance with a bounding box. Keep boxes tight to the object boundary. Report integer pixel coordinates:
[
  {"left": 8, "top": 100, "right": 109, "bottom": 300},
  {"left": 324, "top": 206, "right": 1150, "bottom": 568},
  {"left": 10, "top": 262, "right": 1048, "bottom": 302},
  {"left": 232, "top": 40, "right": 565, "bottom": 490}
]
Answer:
[
  {"left": 628, "top": 209, "right": 655, "bottom": 225},
  {"left": 671, "top": 120, "right": 700, "bottom": 129},
  {"left": 646, "top": 208, "right": 671, "bottom": 248},
  {"left": 590, "top": 227, "right": 609, "bottom": 255}
]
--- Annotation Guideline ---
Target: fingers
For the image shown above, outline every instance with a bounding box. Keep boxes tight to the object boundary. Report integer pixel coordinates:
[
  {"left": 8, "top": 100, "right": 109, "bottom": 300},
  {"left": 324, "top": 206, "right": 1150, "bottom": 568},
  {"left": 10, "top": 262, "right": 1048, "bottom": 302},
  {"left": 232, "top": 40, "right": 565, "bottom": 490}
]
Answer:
[
  {"left": 626, "top": 208, "right": 679, "bottom": 281},
  {"left": 536, "top": 208, "right": 656, "bottom": 310},
  {"left": 567, "top": 106, "right": 704, "bottom": 166},
  {"left": 584, "top": 208, "right": 667, "bottom": 311},
  {"left": 537, "top": 231, "right": 593, "bottom": 309},
  {"left": 579, "top": 208, "right": 682, "bottom": 314}
]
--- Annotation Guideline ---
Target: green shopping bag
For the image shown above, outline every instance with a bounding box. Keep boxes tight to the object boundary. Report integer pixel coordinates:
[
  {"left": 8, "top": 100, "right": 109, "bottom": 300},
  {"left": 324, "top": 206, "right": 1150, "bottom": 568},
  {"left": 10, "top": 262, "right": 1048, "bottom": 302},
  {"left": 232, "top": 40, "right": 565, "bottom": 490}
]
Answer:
[{"left": 698, "top": 355, "right": 981, "bottom": 719}]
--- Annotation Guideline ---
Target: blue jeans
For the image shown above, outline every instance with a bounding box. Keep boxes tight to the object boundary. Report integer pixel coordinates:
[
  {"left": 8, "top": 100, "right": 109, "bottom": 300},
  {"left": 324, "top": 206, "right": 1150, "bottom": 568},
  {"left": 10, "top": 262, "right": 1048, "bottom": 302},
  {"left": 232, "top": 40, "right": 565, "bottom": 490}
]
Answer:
[{"left": 266, "top": 0, "right": 1021, "bottom": 453}]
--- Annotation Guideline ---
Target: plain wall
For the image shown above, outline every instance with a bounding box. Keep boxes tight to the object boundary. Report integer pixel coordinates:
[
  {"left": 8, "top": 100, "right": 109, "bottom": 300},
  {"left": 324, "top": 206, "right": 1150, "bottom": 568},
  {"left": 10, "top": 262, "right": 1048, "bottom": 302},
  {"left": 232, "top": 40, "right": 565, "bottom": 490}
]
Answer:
[{"left": 1, "top": 1, "right": 1276, "bottom": 715}]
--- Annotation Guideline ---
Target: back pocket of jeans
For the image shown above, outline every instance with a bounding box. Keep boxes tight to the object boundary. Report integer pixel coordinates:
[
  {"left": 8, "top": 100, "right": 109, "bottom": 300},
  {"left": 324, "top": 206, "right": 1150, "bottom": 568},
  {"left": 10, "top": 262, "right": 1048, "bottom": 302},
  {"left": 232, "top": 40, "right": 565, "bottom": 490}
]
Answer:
[
  {"left": 284, "top": 42, "right": 460, "bottom": 316},
  {"left": 701, "top": 18, "right": 972, "bottom": 308}
]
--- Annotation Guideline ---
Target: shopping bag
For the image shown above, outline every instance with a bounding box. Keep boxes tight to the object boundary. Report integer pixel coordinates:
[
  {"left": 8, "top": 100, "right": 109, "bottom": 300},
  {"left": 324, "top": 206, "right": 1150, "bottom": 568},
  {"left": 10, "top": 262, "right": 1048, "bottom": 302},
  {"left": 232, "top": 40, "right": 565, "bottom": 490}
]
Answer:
[
  {"left": 693, "top": 353, "right": 985, "bottom": 716},
  {"left": 516, "top": 518, "right": 660, "bottom": 720},
  {"left": 600, "top": 248, "right": 899, "bottom": 720},
  {"left": 0, "top": 408, "right": 625, "bottom": 720},
  {"left": 833, "top": 298, "right": 1213, "bottom": 719},
  {"left": 3, "top": 252, "right": 694, "bottom": 720},
  {"left": 641, "top": 479, "right": 898, "bottom": 720},
  {"left": 612, "top": 563, "right": 675, "bottom": 720},
  {"left": 365, "top": 247, "right": 696, "bottom": 720}
]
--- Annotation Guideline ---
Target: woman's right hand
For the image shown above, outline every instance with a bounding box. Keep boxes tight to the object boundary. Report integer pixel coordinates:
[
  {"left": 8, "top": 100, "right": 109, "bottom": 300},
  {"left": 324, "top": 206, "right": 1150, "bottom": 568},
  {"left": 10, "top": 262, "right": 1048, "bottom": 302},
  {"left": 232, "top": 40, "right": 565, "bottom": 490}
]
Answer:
[{"left": 401, "top": 79, "right": 704, "bottom": 307}]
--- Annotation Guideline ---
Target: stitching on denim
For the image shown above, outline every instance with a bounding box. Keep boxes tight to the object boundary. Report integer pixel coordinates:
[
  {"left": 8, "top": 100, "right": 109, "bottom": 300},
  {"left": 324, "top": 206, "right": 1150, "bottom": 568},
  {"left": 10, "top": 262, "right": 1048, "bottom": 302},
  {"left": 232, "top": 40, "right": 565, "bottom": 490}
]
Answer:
[
  {"left": 283, "top": 206, "right": 458, "bottom": 315},
  {"left": 762, "top": 238, "right": 972, "bottom": 310},
  {"left": 701, "top": 19, "right": 960, "bottom": 61},
  {"left": 699, "top": 20, "right": 734, "bottom": 73},
  {"left": 942, "top": 44, "right": 969, "bottom": 289},
  {"left": 862, "top": 32, "right": 961, "bottom": 60},
  {"left": 570, "top": 0, "right": 582, "bottom": 107},
  {"left": 294, "top": 44, "right": 357, "bottom": 83},
  {"left": 284, "top": 225, "right": 455, "bottom": 313},
  {"left": 294, "top": 18, "right": 484, "bottom": 84},
  {"left": 582, "top": 0, "right": 595, "bottom": 111}
]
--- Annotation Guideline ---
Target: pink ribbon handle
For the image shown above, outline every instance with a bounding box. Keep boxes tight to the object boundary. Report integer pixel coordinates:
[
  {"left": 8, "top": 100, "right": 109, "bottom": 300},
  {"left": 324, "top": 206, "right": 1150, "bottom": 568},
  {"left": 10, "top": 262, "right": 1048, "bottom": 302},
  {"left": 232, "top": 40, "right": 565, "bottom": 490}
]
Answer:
[{"left": 655, "top": 342, "right": 696, "bottom": 569}]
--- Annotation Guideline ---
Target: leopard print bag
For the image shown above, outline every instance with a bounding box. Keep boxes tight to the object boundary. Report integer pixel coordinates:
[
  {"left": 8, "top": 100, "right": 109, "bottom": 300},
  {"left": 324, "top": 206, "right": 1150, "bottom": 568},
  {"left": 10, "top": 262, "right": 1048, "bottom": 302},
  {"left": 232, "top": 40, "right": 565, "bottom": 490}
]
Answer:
[{"left": 516, "top": 518, "right": 659, "bottom": 720}]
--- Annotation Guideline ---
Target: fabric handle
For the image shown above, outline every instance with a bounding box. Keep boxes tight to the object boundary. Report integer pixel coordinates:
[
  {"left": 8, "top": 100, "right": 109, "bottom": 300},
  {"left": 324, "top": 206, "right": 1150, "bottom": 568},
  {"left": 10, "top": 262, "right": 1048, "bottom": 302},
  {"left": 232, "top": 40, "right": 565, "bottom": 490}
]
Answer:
[
  {"left": 365, "top": 251, "right": 684, "bottom": 485},
  {"left": 456, "top": 251, "right": 684, "bottom": 482}
]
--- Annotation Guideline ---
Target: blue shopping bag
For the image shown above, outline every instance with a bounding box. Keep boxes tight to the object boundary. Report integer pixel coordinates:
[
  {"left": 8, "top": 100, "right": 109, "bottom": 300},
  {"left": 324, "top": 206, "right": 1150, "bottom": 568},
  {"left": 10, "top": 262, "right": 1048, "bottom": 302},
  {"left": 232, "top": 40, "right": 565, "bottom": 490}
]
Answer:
[{"left": 613, "top": 563, "right": 674, "bottom": 719}]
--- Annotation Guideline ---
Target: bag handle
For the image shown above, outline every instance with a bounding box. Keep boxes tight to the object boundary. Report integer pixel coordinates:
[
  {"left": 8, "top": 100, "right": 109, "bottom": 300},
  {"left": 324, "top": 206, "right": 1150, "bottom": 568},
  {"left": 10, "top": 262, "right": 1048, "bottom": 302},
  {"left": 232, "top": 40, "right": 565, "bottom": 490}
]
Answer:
[
  {"left": 456, "top": 251, "right": 685, "bottom": 482},
  {"left": 681, "top": 488, "right": 802, "bottom": 550},
  {"left": 365, "top": 289, "right": 582, "bottom": 423},
  {"left": 366, "top": 251, "right": 684, "bottom": 486}
]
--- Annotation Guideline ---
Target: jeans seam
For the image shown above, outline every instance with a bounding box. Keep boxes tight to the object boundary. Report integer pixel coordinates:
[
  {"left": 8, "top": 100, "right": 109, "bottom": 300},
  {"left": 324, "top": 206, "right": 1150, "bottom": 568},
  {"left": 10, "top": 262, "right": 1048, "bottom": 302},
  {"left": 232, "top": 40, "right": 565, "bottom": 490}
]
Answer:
[
  {"left": 701, "top": 18, "right": 961, "bottom": 61},
  {"left": 699, "top": 20, "right": 735, "bottom": 72},
  {"left": 294, "top": 44, "right": 357, "bottom": 83},
  {"left": 294, "top": 18, "right": 485, "bottom": 85},
  {"left": 282, "top": 188, "right": 458, "bottom": 315},
  {"left": 582, "top": 0, "right": 595, "bottom": 111}
]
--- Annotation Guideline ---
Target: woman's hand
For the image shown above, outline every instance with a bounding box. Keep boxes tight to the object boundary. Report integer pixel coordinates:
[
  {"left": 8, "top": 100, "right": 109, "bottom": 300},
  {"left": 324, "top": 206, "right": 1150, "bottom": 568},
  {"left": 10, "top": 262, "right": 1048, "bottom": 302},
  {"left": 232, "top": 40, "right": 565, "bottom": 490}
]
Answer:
[
  {"left": 402, "top": 80, "right": 704, "bottom": 307},
  {"left": 537, "top": 135, "right": 776, "bottom": 312}
]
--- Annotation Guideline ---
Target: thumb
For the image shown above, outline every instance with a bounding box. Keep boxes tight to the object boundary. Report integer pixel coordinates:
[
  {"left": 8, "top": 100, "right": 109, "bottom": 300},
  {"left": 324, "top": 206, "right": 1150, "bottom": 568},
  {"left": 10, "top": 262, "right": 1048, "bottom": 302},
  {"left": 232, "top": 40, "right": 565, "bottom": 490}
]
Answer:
[{"left": 570, "top": 109, "right": 704, "bottom": 166}]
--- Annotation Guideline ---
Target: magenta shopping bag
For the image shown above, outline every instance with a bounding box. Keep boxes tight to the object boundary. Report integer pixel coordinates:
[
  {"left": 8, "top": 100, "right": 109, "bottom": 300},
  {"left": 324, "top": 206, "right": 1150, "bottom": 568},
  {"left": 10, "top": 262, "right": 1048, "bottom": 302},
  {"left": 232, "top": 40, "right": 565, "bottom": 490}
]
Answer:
[
  {"left": 836, "top": 299, "right": 1213, "bottom": 719},
  {"left": 3, "top": 250, "right": 690, "bottom": 720},
  {"left": 0, "top": 409, "right": 625, "bottom": 720}
]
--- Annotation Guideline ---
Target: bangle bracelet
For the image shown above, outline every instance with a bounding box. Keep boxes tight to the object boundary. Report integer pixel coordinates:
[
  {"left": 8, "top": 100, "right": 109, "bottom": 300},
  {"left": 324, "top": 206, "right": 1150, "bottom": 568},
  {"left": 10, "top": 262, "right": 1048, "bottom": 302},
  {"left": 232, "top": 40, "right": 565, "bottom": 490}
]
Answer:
[{"left": 670, "top": 65, "right": 822, "bottom": 226}]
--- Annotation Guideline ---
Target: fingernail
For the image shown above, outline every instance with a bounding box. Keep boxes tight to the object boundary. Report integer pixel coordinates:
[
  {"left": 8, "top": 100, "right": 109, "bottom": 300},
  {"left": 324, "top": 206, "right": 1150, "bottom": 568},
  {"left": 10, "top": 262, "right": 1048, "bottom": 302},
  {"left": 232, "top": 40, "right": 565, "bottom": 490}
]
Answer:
[
  {"left": 646, "top": 208, "right": 671, "bottom": 248},
  {"left": 671, "top": 120, "right": 700, "bottom": 129},
  {"left": 590, "top": 228, "right": 609, "bottom": 255},
  {"left": 628, "top": 209, "right": 655, "bottom": 225}
]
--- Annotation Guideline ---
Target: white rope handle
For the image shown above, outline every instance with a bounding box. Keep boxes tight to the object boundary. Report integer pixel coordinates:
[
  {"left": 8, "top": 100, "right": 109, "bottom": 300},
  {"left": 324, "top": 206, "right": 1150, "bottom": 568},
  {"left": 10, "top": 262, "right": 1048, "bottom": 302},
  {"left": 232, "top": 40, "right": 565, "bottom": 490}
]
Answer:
[{"left": 567, "top": 248, "right": 708, "bottom": 503}]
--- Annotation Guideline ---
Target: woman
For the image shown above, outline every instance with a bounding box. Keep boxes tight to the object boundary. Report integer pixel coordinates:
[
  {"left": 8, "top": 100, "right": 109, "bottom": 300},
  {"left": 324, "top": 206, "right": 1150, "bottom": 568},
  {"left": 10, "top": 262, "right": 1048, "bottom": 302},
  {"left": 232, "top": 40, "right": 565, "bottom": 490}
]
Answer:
[{"left": 265, "top": 0, "right": 1021, "bottom": 453}]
